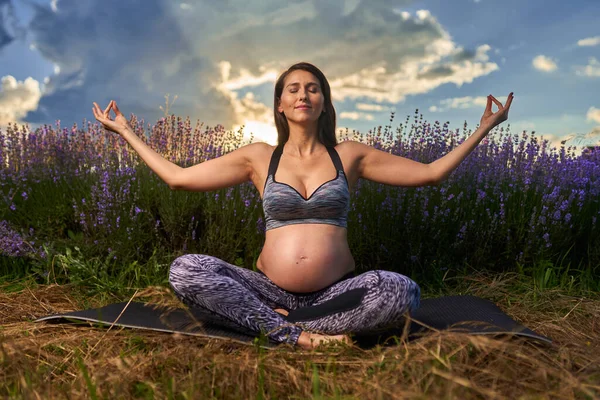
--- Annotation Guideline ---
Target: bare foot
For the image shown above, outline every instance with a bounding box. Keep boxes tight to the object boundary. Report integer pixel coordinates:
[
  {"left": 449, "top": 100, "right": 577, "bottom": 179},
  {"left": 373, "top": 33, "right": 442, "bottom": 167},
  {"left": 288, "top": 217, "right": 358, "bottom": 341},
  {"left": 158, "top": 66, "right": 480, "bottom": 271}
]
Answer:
[
  {"left": 273, "top": 308, "right": 289, "bottom": 316},
  {"left": 297, "top": 331, "right": 353, "bottom": 349}
]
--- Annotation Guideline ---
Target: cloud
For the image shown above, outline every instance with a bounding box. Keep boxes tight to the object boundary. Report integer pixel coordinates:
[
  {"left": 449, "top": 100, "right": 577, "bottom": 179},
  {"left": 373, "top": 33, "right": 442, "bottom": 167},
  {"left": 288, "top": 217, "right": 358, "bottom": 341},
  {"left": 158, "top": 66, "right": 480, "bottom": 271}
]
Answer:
[
  {"left": 0, "top": 75, "right": 42, "bottom": 127},
  {"left": 339, "top": 111, "right": 374, "bottom": 121},
  {"left": 537, "top": 107, "right": 600, "bottom": 151},
  {"left": 355, "top": 103, "right": 393, "bottom": 112},
  {"left": 532, "top": 55, "right": 558, "bottom": 72},
  {"left": 574, "top": 57, "right": 600, "bottom": 78},
  {"left": 587, "top": 106, "right": 600, "bottom": 124},
  {"left": 577, "top": 36, "right": 600, "bottom": 47},
  {"left": 428, "top": 94, "right": 510, "bottom": 113},
  {"left": 2, "top": 0, "right": 500, "bottom": 138},
  {"left": 539, "top": 132, "right": 576, "bottom": 149},
  {"left": 0, "top": 0, "right": 27, "bottom": 50}
]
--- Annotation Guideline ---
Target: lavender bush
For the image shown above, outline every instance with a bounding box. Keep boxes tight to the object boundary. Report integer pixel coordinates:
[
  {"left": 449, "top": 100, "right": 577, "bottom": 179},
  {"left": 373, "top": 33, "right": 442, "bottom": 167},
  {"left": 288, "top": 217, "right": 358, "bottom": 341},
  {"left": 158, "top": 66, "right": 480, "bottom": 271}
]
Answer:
[{"left": 1, "top": 108, "right": 599, "bottom": 290}]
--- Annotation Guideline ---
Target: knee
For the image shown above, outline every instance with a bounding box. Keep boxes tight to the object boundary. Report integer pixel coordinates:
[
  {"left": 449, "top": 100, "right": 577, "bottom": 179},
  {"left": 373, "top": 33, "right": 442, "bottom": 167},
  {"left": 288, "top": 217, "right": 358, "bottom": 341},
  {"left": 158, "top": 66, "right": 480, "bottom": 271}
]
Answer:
[
  {"left": 378, "top": 271, "right": 421, "bottom": 312},
  {"left": 168, "top": 254, "right": 214, "bottom": 288}
]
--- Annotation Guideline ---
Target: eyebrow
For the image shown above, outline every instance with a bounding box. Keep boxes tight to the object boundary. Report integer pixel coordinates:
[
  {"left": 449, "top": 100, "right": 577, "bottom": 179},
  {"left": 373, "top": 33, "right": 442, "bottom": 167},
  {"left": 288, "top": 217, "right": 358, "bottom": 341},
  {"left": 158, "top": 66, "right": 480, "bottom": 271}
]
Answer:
[{"left": 285, "top": 82, "right": 320, "bottom": 88}]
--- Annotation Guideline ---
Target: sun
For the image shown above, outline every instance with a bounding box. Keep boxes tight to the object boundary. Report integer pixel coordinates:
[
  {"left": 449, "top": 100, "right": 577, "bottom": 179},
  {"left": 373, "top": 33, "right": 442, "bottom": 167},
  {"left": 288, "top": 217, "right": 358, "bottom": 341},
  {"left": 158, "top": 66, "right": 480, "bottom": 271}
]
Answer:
[{"left": 234, "top": 120, "right": 278, "bottom": 145}]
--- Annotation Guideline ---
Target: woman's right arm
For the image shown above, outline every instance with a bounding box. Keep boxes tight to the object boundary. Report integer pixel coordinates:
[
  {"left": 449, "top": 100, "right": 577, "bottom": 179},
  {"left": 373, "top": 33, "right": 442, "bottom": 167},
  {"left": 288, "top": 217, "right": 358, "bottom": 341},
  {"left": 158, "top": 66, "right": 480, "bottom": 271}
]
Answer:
[
  {"left": 119, "top": 127, "right": 181, "bottom": 188},
  {"left": 93, "top": 100, "right": 265, "bottom": 192},
  {"left": 120, "top": 126, "right": 265, "bottom": 191}
]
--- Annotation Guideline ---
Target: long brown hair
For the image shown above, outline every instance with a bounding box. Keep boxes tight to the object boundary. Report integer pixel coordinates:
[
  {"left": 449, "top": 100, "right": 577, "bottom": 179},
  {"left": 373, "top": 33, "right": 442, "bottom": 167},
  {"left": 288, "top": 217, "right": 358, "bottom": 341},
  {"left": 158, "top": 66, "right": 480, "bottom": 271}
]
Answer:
[{"left": 274, "top": 62, "right": 337, "bottom": 147}]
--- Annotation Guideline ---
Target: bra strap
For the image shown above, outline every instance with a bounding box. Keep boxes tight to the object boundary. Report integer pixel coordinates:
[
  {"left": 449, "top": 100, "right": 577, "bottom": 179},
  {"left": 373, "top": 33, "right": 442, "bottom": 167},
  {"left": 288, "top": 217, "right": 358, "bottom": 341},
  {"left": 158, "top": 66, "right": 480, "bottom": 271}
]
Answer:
[
  {"left": 267, "top": 144, "right": 284, "bottom": 176},
  {"left": 326, "top": 146, "right": 345, "bottom": 173}
]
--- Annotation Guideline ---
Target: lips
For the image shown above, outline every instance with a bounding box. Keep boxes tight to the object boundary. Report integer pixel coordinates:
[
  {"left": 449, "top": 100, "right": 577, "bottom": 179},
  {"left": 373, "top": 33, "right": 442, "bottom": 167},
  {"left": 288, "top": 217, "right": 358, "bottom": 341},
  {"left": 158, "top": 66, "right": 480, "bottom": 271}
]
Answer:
[{"left": 295, "top": 105, "right": 311, "bottom": 109}]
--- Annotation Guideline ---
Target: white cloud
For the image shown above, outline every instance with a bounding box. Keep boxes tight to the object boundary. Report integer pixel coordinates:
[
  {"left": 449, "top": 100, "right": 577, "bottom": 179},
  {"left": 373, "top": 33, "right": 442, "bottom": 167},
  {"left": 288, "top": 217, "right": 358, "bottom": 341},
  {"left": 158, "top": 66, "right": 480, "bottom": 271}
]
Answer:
[
  {"left": 532, "top": 55, "right": 558, "bottom": 72},
  {"left": 355, "top": 103, "right": 392, "bottom": 112},
  {"left": 587, "top": 106, "right": 600, "bottom": 124},
  {"left": 428, "top": 95, "right": 510, "bottom": 113},
  {"left": 574, "top": 57, "right": 600, "bottom": 78},
  {"left": 540, "top": 132, "right": 576, "bottom": 149},
  {"left": 340, "top": 111, "right": 374, "bottom": 121},
  {"left": 577, "top": 36, "right": 600, "bottom": 47},
  {"left": 0, "top": 75, "right": 43, "bottom": 128}
]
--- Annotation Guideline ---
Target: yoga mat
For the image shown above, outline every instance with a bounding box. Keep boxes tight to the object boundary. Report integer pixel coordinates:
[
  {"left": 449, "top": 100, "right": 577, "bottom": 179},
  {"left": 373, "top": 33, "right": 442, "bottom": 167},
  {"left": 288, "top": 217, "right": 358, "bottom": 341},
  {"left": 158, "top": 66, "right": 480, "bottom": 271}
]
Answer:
[{"left": 35, "top": 295, "right": 552, "bottom": 350}]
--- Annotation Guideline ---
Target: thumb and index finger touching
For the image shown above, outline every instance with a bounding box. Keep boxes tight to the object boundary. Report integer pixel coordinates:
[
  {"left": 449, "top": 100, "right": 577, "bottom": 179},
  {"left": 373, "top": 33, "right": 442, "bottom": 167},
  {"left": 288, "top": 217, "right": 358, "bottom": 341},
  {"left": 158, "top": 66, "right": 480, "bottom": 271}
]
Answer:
[
  {"left": 92, "top": 99, "right": 130, "bottom": 134},
  {"left": 93, "top": 100, "right": 120, "bottom": 117},
  {"left": 487, "top": 93, "right": 514, "bottom": 113}
]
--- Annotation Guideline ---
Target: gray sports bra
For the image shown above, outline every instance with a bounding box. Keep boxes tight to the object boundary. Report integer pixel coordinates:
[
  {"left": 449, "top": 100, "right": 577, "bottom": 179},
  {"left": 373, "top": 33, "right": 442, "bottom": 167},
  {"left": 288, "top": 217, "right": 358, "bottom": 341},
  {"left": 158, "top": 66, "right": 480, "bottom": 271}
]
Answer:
[{"left": 262, "top": 145, "right": 350, "bottom": 231}]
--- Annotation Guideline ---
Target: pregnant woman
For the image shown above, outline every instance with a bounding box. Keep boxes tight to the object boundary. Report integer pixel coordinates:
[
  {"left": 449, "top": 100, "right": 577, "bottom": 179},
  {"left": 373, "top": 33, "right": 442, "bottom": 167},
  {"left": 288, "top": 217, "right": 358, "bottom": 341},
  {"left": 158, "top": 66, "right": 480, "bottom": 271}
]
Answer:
[{"left": 93, "top": 62, "right": 512, "bottom": 349}]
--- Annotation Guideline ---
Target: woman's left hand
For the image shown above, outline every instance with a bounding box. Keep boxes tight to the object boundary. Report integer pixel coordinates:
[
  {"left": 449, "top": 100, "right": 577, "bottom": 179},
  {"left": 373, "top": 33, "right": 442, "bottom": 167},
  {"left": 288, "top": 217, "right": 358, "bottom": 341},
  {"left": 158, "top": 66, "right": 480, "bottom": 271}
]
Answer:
[{"left": 480, "top": 93, "right": 514, "bottom": 129}]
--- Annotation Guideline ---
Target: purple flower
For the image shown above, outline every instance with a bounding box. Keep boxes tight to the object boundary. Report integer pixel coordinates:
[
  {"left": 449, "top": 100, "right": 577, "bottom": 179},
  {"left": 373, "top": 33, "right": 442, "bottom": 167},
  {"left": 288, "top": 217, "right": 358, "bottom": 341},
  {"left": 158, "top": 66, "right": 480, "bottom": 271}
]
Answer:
[
  {"left": 21, "top": 192, "right": 28, "bottom": 200},
  {"left": 256, "top": 217, "right": 265, "bottom": 233},
  {"left": 244, "top": 199, "right": 251, "bottom": 207},
  {"left": 542, "top": 233, "right": 551, "bottom": 248}
]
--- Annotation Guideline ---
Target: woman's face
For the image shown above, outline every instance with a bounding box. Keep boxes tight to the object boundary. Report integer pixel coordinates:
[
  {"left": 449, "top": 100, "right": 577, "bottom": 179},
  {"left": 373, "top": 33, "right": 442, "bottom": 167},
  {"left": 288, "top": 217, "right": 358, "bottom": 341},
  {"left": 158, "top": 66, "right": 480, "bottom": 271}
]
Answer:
[{"left": 277, "top": 69, "right": 325, "bottom": 124}]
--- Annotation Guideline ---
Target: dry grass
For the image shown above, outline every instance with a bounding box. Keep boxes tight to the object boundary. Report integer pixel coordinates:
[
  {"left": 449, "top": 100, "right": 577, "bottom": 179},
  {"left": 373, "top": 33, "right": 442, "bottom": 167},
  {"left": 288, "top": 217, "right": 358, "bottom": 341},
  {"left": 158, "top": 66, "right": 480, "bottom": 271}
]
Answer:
[{"left": 1, "top": 273, "right": 599, "bottom": 399}]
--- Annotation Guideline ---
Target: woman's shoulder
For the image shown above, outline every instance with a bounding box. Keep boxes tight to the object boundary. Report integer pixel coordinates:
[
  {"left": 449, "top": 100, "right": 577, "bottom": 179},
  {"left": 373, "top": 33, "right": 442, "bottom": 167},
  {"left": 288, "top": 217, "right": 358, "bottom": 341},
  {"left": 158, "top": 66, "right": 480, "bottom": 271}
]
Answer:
[
  {"left": 238, "top": 141, "right": 275, "bottom": 155},
  {"left": 235, "top": 142, "right": 276, "bottom": 166},
  {"left": 334, "top": 140, "right": 370, "bottom": 159}
]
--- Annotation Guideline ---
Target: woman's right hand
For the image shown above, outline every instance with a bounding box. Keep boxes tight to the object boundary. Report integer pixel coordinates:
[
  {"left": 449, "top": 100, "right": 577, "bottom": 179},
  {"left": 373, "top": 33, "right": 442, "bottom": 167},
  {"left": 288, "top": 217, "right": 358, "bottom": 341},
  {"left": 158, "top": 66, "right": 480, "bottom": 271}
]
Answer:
[{"left": 92, "top": 100, "right": 133, "bottom": 135}]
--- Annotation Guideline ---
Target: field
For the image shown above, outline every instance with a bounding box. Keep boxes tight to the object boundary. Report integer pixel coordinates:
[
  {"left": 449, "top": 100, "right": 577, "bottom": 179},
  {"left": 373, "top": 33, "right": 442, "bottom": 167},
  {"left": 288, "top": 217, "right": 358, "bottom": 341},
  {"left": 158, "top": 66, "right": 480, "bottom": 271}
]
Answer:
[{"left": 1, "top": 102, "right": 599, "bottom": 398}]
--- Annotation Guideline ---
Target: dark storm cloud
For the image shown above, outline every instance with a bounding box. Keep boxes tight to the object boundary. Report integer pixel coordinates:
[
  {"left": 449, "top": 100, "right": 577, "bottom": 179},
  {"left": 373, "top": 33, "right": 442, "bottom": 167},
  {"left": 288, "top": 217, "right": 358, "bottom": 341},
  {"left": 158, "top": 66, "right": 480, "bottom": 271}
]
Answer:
[
  {"left": 22, "top": 0, "right": 234, "bottom": 129},
  {"left": 0, "top": 0, "right": 27, "bottom": 50}
]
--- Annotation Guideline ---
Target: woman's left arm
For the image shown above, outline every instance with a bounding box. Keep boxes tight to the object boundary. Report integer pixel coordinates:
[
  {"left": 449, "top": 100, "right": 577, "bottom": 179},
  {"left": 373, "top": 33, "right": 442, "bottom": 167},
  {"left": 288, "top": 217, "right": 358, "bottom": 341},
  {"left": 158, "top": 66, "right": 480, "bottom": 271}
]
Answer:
[
  {"left": 351, "top": 93, "right": 513, "bottom": 186},
  {"left": 429, "top": 93, "right": 513, "bottom": 182}
]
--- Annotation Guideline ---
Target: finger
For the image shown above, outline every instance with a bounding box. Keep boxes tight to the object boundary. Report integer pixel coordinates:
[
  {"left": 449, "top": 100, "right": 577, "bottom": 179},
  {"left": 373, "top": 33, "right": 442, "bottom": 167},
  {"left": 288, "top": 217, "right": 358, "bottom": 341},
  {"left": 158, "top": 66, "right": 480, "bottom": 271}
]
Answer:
[
  {"left": 104, "top": 101, "right": 112, "bottom": 115},
  {"left": 486, "top": 95, "right": 493, "bottom": 111},
  {"left": 489, "top": 95, "right": 503, "bottom": 107},
  {"left": 92, "top": 104, "right": 105, "bottom": 121},
  {"left": 506, "top": 92, "right": 514, "bottom": 107}
]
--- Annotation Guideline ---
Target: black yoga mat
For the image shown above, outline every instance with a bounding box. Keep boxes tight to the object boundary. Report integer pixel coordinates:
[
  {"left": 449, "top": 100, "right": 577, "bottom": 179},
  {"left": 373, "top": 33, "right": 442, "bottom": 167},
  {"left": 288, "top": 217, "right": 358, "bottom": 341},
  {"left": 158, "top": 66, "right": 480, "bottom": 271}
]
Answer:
[{"left": 35, "top": 295, "right": 552, "bottom": 350}]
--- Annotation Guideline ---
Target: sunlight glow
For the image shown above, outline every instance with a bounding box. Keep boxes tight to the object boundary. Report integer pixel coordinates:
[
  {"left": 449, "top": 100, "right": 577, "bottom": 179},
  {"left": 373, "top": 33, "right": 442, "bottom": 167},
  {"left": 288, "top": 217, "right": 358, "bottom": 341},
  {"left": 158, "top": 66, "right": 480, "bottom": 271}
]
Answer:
[{"left": 233, "top": 120, "right": 278, "bottom": 145}]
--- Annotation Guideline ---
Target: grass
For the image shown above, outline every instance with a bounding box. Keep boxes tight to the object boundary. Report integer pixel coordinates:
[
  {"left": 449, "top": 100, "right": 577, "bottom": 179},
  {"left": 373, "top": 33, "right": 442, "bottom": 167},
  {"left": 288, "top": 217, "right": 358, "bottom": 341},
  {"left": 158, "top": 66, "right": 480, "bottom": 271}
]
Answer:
[{"left": 1, "top": 271, "right": 599, "bottom": 399}]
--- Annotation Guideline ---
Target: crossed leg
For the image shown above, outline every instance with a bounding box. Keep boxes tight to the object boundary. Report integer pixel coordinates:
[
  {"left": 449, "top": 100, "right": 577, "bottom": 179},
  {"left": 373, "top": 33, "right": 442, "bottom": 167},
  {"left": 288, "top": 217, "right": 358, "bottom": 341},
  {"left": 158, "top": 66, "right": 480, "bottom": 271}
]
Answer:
[{"left": 169, "top": 254, "right": 420, "bottom": 348}]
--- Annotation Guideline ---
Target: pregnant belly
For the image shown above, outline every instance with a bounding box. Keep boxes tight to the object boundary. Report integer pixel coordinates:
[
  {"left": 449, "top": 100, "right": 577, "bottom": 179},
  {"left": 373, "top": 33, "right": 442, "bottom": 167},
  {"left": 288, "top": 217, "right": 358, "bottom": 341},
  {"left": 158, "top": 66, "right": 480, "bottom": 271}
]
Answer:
[{"left": 257, "top": 224, "right": 355, "bottom": 292}]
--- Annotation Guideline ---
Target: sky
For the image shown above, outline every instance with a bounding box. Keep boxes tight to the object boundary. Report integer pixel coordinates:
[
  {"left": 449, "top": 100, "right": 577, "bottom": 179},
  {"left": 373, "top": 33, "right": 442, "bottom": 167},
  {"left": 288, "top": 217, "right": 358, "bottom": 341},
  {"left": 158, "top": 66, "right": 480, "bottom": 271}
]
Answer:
[{"left": 0, "top": 0, "right": 599, "bottom": 151}]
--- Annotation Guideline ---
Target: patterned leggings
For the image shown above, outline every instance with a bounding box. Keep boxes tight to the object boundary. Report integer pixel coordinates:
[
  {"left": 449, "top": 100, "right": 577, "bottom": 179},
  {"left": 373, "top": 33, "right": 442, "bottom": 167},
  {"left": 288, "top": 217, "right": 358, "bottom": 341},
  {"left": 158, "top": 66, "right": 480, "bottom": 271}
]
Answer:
[{"left": 169, "top": 254, "right": 421, "bottom": 346}]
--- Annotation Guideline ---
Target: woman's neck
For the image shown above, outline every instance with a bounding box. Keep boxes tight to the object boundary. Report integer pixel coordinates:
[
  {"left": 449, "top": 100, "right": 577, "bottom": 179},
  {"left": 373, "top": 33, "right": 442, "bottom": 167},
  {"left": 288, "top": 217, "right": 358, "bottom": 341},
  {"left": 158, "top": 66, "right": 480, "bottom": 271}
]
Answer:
[{"left": 284, "top": 122, "right": 323, "bottom": 156}]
